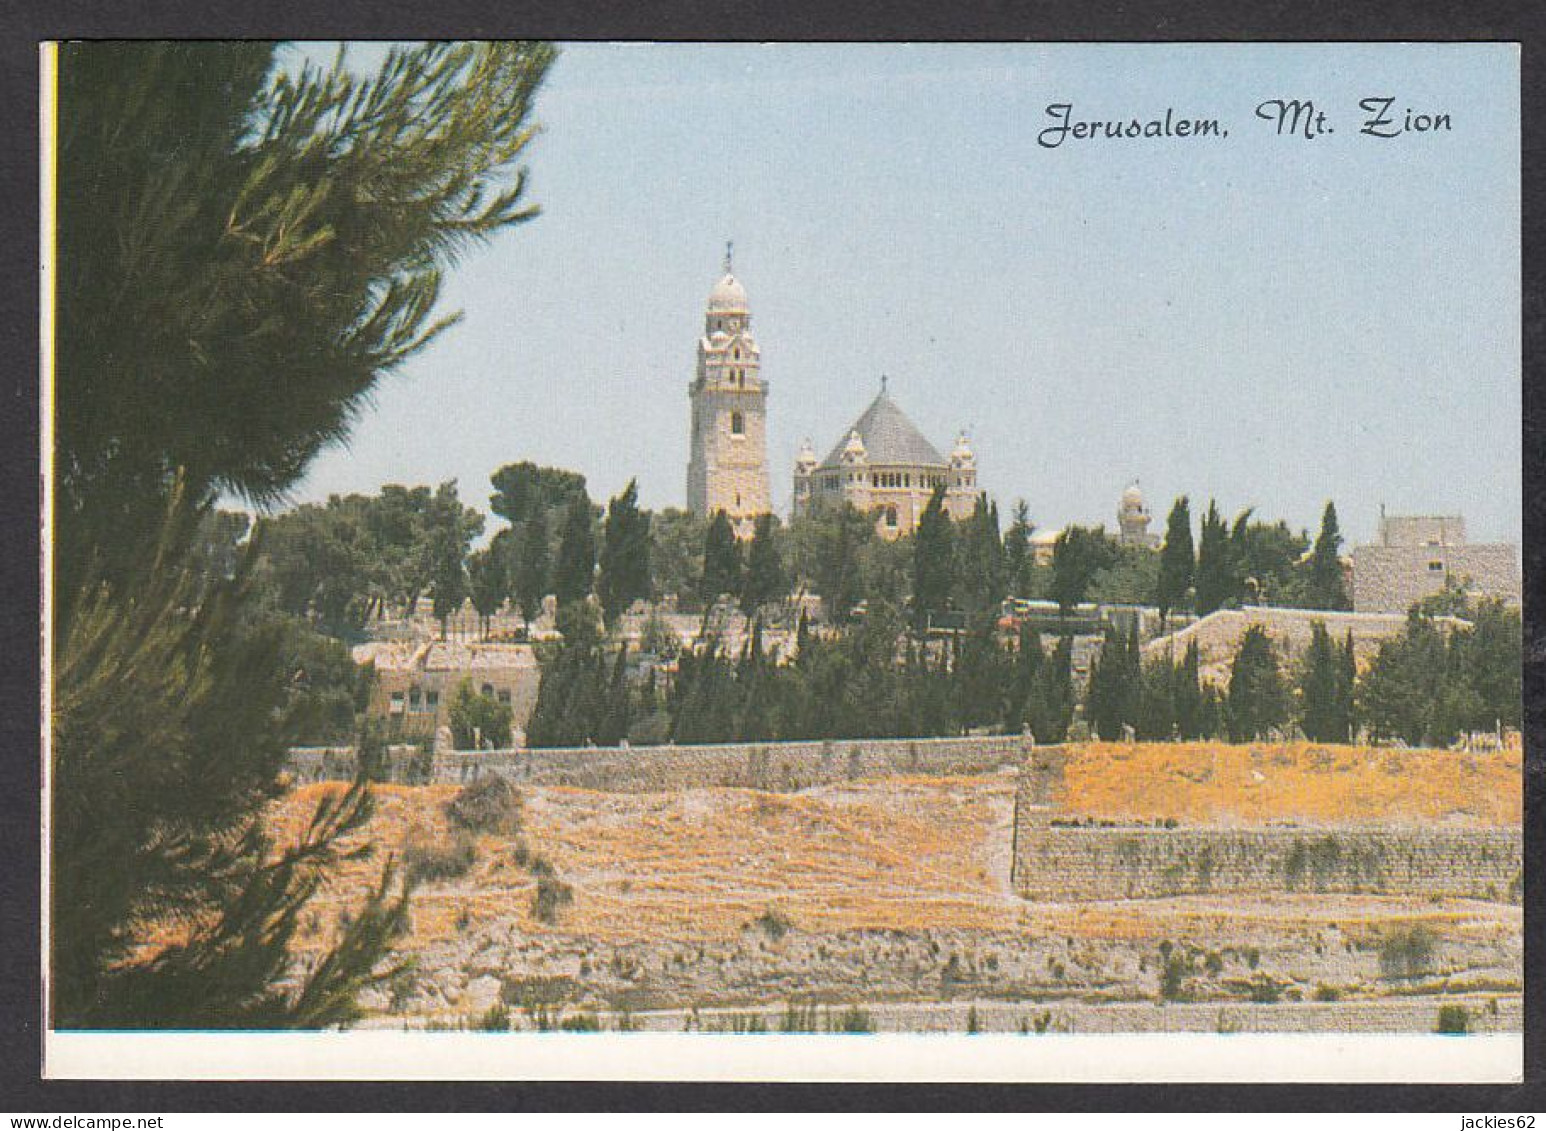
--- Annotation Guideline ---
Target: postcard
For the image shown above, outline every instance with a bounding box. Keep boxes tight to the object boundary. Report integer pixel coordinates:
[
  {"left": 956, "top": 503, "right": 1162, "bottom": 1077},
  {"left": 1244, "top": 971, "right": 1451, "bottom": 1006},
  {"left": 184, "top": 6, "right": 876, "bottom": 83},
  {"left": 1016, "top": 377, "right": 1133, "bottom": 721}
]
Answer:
[{"left": 40, "top": 40, "right": 1522, "bottom": 1083}]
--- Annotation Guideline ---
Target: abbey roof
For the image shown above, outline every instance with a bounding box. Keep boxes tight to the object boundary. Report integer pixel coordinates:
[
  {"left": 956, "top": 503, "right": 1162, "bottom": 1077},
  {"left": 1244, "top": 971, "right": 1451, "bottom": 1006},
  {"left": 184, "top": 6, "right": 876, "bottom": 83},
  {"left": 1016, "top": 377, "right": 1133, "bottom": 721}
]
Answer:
[{"left": 819, "top": 390, "right": 947, "bottom": 469}]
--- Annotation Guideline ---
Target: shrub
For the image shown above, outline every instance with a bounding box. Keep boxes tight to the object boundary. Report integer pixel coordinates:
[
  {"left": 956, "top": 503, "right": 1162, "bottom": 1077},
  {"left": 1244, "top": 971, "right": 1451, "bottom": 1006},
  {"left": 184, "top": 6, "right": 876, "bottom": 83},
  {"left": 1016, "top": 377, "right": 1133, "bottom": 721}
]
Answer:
[
  {"left": 828, "top": 1005, "right": 872, "bottom": 1033},
  {"left": 1313, "top": 984, "right": 1341, "bottom": 1002},
  {"left": 1436, "top": 1004, "right": 1470, "bottom": 1034},
  {"left": 1246, "top": 974, "right": 1284, "bottom": 1004},
  {"left": 559, "top": 1011, "right": 601, "bottom": 1032},
  {"left": 1159, "top": 944, "right": 1193, "bottom": 1001},
  {"left": 966, "top": 1004, "right": 980, "bottom": 1034},
  {"left": 405, "top": 833, "right": 478, "bottom": 885},
  {"left": 1379, "top": 924, "right": 1439, "bottom": 980},
  {"left": 475, "top": 1004, "right": 511, "bottom": 1031},
  {"left": 532, "top": 872, "right": 574, "bottom": 924},
  {"left": 752, "top": 906, "right": 792, "bottom": 942},
  {"left": 446, "top": 774, "right": 523, "bottom": 834}
]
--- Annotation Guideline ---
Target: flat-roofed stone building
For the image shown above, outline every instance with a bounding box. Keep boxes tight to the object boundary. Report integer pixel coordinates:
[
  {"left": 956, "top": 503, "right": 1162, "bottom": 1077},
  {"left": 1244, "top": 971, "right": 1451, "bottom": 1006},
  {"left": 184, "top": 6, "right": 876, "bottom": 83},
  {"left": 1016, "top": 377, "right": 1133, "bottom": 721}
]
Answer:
[
  {"left": 1351, "top": 512, "right": 1520, "bottom": 614},
  {"left": 353, "top": 640, "right": 541, "bottom": 749}
]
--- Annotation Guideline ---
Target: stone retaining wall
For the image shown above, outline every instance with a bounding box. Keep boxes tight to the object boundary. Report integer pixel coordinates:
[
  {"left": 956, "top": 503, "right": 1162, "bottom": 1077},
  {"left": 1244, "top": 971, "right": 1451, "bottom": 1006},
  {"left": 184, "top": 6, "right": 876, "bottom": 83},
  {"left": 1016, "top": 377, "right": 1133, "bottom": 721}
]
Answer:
[
  {"left": 287, "top": 733, "right": 1031, "bottom": 792},
  {"left": 1012, "top": 807, "right": 1521, "bottom": 901}
]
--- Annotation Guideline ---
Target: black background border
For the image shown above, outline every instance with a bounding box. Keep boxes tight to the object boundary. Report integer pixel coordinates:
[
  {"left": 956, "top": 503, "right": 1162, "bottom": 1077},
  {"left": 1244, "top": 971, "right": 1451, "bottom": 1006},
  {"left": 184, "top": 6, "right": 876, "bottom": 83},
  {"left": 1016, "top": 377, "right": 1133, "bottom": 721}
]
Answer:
[{"left": 2, "top": 0, "right": 1542, "bottom": 1112}]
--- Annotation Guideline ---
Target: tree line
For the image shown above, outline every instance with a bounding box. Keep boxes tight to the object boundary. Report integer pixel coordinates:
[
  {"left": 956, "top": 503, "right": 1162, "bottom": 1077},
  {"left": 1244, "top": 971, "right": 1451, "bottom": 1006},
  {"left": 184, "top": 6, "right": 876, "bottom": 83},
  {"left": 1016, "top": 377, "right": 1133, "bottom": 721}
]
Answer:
[{"left": 523, "top": 590, "right": 1519, "bottom": 751}]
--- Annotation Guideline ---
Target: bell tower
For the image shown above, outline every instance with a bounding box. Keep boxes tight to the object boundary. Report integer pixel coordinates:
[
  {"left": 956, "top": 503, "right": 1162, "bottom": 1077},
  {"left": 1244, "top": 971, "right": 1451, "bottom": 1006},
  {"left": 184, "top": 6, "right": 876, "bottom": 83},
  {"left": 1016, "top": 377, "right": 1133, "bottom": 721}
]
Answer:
[{"left": 686, "top": 244, "right": 771, "bottom": 539}]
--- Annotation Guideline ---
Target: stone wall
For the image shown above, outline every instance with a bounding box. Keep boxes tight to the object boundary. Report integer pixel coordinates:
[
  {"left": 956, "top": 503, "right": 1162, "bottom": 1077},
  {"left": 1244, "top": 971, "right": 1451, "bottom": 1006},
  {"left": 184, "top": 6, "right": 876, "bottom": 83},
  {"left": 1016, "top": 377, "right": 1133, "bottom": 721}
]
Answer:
[
  {"left": 1012, "top": 811, "right": 1520, "bottom": 901},
  {"left": 1011, "top": 752, "right": 1520, "bottom": 902},
  {"left": 287, "top": 733, "right": 1031, "bottom": 792},
  {"left": 1142, "top": 606, "right": 1468, "bottom": 687}
]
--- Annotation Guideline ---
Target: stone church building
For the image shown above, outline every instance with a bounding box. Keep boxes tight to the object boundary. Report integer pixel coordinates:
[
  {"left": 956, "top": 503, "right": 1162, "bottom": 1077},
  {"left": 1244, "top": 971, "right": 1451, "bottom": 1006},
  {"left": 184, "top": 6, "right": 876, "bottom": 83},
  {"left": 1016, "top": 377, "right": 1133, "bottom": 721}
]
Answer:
[
  {"left": 793, "top": 381, "right": 979, "bottom": 538},
  {"left": 686, "top": 251, "right": 979, "bottom": 540}
]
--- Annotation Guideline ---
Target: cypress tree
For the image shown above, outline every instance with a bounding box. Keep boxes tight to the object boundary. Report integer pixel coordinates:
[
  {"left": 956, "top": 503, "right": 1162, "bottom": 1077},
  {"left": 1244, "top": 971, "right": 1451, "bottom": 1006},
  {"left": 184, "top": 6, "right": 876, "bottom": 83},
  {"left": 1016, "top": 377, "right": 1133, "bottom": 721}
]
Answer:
[
  {"left": 1003, "top": 500, "right": 1033, "bottom": 599},
  {"left": 1156, "top": 496, "right": 1194, "bottom": 624},
  {"left": 553, "top": 492, "right": 597, "bottom": 608},
  {"left": 1226, "top": 624, "right": 1289, "bottom": 740},
  {"left": 1339, "top": 629, "right": 1358, "bottom": 740},
  {"left": 1307, "top": 501, "right": 1350, "bottom": 611},
  {"left": 426, "top": 481, "right": 483, "bottom": 639},
  {"left": 956, "top": 494, "right": 1006, "bottom": 616},
  {"left": 913, "top": 485, "right": 955, "bottom": 632},
  {"left": 699, "top": 510, "right": 742, "bottom": 606},
  {"left": 597, "top": 479, "right": 653, "bottom": 628},
  {"left": 1298, "top": 621, "right": 1346, "bottom": 742},
  {"left": 1004, "top": 622, "right": 1044, "bottom": 733},
  {"left": 1194, "top": 500, "right": 1233, "bottom": 616},
  {"left": 1028, "top": 634, "right": 1075, "bottom": 742},
  {"left": 1173, "top": 639, "right": 1205, "bottom": 740},
  {"left": 1086, "top": 620, "right": 1142, "bottom": 739},
  {"left": 740, "top": 513, "right": 787, "bottom": 616}
]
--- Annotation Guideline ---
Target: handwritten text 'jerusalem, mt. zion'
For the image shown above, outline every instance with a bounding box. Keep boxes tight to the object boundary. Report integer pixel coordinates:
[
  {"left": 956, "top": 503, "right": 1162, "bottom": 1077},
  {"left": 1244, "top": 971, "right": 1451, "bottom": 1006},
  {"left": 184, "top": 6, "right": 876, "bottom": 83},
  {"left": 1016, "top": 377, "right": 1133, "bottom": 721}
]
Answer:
[{"left": 1036, "top": 98, "right": 1453, "bottom": 148}]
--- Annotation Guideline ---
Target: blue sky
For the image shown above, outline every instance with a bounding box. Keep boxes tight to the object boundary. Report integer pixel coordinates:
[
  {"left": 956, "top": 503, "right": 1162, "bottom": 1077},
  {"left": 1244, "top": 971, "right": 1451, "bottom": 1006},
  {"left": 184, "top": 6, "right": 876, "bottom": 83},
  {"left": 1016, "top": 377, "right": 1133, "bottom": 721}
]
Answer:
[{"left": 291, "top": 42, "right": 1521, "bottom": 545}]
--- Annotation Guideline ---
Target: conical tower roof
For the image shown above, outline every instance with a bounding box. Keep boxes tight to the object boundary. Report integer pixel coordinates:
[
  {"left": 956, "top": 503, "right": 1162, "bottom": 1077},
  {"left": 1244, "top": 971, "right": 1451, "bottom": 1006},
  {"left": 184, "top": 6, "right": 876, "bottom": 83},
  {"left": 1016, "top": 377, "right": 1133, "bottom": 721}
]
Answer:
[{"left": 820, "top": 387, "right": 946, "bottom": 469}]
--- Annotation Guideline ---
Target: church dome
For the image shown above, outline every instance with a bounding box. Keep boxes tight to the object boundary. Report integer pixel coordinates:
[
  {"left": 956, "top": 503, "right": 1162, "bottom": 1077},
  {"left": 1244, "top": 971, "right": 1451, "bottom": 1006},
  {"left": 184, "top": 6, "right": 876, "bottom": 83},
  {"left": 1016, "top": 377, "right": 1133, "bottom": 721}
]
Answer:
[
  {"left": 707, "top": 273, "right": 748, "bottom": 313},
  {"left": 1121, "top": 482, "right": 1145, "bottom": 512}
]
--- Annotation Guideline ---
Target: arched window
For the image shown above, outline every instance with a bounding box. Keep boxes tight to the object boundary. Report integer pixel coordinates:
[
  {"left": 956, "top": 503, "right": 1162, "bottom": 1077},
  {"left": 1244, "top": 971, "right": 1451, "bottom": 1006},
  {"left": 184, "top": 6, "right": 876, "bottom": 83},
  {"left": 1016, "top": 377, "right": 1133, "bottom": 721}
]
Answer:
[
  {"left": 885, "top": 506, "right": 898, "bottom": 528},
  {"left": 731, "top": 411, "right": 745, "bottom": 436}
]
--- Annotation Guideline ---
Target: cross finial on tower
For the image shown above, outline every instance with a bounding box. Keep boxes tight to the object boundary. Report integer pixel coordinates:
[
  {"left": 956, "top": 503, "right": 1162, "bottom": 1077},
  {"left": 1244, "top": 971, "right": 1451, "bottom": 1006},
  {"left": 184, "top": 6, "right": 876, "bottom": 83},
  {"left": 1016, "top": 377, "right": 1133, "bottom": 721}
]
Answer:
[
  {"left": 880, "top": 373, "right": 888, "bottom": 393},
  {"left": 723, "top": 240, "right": 734, "bottom": 275}
]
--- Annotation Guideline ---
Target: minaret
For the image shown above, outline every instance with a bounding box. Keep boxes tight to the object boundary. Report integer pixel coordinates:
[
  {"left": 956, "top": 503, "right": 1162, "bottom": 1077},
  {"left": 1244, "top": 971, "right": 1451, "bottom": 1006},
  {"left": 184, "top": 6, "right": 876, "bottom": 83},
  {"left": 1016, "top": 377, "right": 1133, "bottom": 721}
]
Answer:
[
  {"left": 686, "top": 245, "right": 771, "bottom": 539},
  {"left": 1118, "top": 480, "right": 1153, "bottom": 546}
]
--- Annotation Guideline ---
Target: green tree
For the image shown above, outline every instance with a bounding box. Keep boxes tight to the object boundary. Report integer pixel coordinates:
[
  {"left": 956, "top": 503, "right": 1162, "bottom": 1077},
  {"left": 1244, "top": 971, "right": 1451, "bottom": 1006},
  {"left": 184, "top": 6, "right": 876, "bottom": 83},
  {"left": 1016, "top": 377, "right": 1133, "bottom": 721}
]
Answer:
[
  {"left": 1050, "top": 525, "right": 1116, "bottom": 615},
  {"left": 1088, "top": 544, "right": 1161, "bottom": 607},
  {"left": 1003, "top": 500, "right": 1034, "bottom": 599},
  {"left": 514, "top": 505, "right": 550, "bottom": 627},
  {"left": 1173, "top": 640, "right": 1206, "bottom": 740},
  {"left": 52, "top": 41, "right": 553, "bottom": 1027},
  {"left": 955, "top": 494, "right": 1006, "bottom": 616},
  {"left": 1156, "top": 496, "right": 1194, "bottom": 624},
  {"left": 1226, "top": 625, "right": 1289, "bottom": 740},
  {"left": 1298, "top": 621, "right": 1352, "bottom": 742},
  {"left": 1003, "top": 622, "right": 1044, "bottom": 734},
  {"left": 912, "top": 485, "right": 956, "bottom": 631},
  {"left": 1027, "top": 634, "right": 1076, "bottom": 742},
  {"left": 1194, "top": 501, "right": 1234, "bottom": 616},
  {"left": 489, "top": 462, "right": 587, "bottom": 526},
  {"left": 57, "top": 42, "right": 554, "bottom": 617},
  {"left": 787, "top": 504, "right": 876, "bottom": 625},
  {"left": 426, "top": 482, "right": 484, "bottom": 638},
  {"left": 1305, "top": 501, "right": 1350, "bottom": 610},
  {"left": 648, "top": 508, "right": 708, "bottom": 610},
  {"left": 597, "top": 479, "right": 652, "bottom": 628},
  {"left": 1086, "top": 620, "right": 1142, "bottom": 739},
  {"left": 448, "top": 679, "right": 514, "bottom": 749},
  {"left": 553, "top": 492, "right": 597, "bottom": 608},
  {"left": 699, "top": 510, "right": 742, "bottom": 606},
  {"left": 741, "top": 513, "right": 788, "bottom": 616},
  {"left": 1229, "top": 511, "right": 1310, "bottom": 607},
  {"left": 466, "top": 546, "right": 507, "bottom": 640}
]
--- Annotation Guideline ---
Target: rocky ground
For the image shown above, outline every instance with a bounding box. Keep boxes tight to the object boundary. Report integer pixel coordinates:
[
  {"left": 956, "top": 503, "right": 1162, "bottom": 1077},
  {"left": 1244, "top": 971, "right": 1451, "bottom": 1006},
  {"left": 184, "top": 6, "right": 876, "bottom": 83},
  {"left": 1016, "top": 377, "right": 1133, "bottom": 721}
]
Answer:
[{"left": 267, "top": 743, "right": 1521, "bottom": 1033}]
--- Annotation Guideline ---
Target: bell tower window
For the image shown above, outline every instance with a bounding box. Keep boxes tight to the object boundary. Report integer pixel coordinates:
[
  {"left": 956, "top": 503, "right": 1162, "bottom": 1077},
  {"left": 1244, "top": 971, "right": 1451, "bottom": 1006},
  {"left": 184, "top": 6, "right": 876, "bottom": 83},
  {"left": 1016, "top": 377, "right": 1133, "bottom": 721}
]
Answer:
[{"left": 731, "top": 411, "right": 745, "bottom": 436}]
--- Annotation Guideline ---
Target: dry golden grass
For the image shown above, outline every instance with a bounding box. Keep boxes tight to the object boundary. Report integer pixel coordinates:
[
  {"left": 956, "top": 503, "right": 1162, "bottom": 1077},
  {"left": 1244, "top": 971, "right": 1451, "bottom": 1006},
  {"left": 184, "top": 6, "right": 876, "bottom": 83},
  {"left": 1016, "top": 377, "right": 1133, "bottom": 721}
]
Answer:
[
  {"left": 262, "top": 741, "right": 1519, "bottom": 956},
  {"left": 1062, "top": 742, "right": 1520, "bottom": 826}
]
